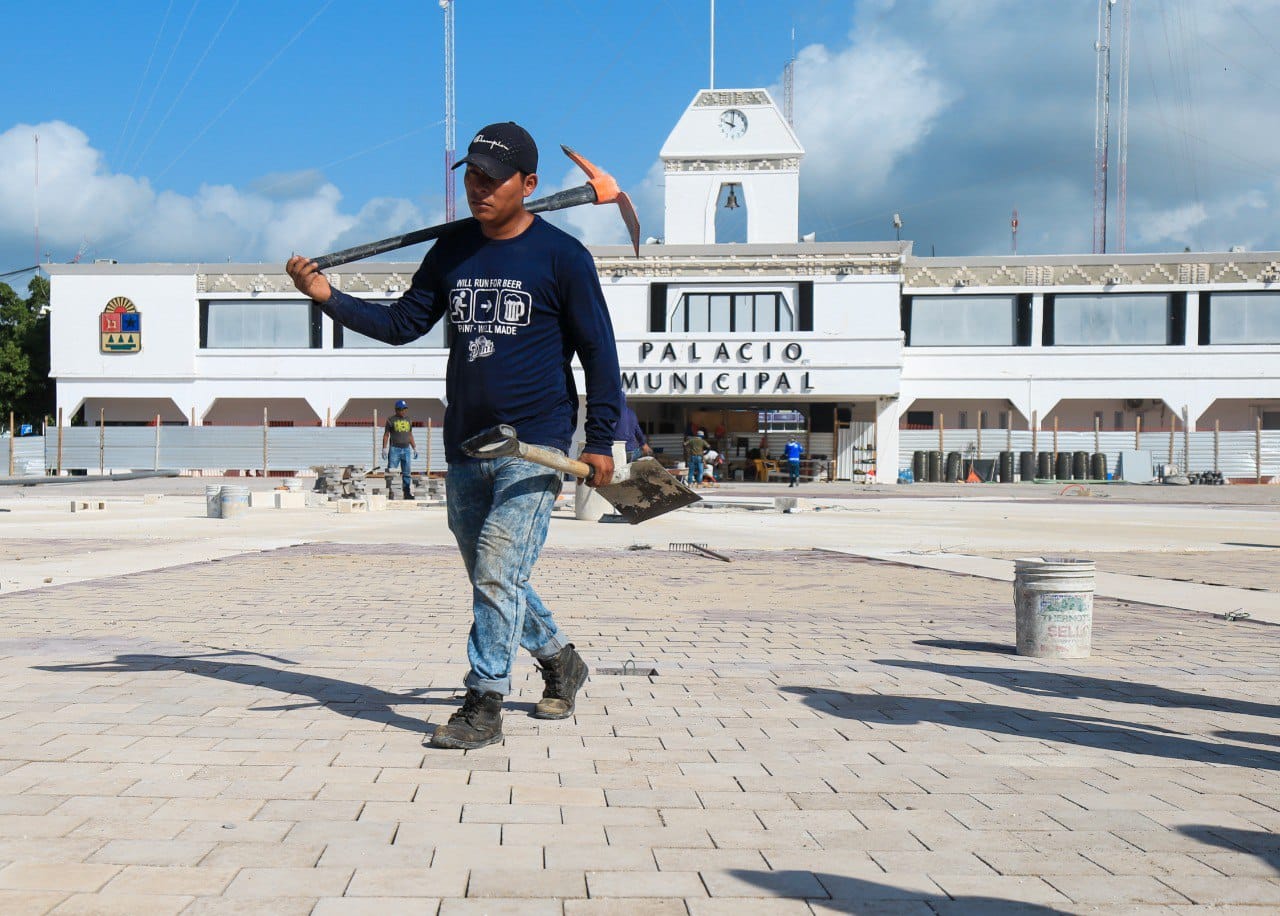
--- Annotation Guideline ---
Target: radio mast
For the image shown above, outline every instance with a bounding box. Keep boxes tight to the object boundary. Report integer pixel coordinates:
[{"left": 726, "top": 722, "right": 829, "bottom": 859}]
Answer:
[
  {"left": 1092, "top": 0, "right": 1113, "bottom": 254},
  {"left": 442, "top": 0, "right": 457, "bottom": 221}
]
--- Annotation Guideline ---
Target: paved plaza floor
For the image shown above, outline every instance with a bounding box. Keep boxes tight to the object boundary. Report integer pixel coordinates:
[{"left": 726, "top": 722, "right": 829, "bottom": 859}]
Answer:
[{"left": 0, "top": 481, "right": 1277, "bottom": 914}]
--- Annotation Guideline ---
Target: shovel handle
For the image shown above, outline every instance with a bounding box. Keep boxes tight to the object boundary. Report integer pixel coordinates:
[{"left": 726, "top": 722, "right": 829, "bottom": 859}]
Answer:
[{"left": 517, "top": 442, "right": 595, "bottom": 481}]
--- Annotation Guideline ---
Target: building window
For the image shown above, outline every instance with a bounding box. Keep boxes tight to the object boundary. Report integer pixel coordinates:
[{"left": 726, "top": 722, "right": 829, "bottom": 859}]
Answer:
[
  {"left": 1114, "top": 411, "right": 1124, "bottom": 430},
  {"left": 1206, "top": 292, "right": 1280, "bottom": 344},
  {"left": 335, "top": 302, "right": 446, "bottom": 348},
  {"left": 905, "top": 410, "right": 933, "bottom": 429},
  {"left": 201, "top": 300, "right": 320, "bottom": 349},
  {"left": 957, "top": 411, "right": 969, "bottom": 429},
  {"left": 758, "top": 409, "right": 804, "bottom": 433},
  {"left": 903, "top": 295, "right": 1018, "bottom": 346},
  {"left": 1048, "top": 293, "right": 1173, "bottom": 345},
  {"left": 669, "top": 292, "right": 793, "bottom": 333}
]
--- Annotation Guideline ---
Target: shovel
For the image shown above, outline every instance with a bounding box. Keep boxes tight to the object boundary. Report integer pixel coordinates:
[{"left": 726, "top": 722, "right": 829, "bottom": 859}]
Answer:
[{"left": 461, "top": 425, "right": 701, "bottom": 525}]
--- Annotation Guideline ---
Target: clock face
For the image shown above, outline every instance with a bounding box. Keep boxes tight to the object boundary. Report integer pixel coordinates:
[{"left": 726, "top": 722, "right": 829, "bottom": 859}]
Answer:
[{"left": 719, "top": 108, "right": 748, "bottom": 139}]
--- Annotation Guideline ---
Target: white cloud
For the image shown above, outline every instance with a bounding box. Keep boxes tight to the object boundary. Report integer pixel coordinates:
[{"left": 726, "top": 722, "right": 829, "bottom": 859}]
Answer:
[
  {"left": 0, "top": 121, "right": 427, "bottom": 266},
  {"left": 786, "top": 36, "right": 953, "bottom": 200}
]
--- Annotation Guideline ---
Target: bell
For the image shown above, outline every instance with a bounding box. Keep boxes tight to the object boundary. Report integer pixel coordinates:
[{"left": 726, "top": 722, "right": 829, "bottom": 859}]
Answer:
[{"left": 724, "top": 185, "right": 740, "bottom": 210}]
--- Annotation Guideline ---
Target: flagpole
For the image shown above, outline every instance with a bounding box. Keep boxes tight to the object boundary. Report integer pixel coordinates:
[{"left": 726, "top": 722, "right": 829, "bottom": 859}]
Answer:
[{"left": 710, "top": 0, "right": 715, "bottom": 89}]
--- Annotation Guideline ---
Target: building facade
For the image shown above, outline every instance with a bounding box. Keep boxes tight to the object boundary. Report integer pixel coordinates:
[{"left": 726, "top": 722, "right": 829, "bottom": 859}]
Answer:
[{"left": 45, "top": 89, "right": 1280, "bottom": 480}]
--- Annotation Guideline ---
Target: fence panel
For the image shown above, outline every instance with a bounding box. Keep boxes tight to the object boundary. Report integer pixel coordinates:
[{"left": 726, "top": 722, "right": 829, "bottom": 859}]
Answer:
[
  {"left": 2, "top": 435, "right": 46, "bottom": 475},
  {"left": 46, "top": 426, "right": 448, "bottom": 474},
  {"left": 898, "top": 429, "right": 1280, "bottom": 479}
]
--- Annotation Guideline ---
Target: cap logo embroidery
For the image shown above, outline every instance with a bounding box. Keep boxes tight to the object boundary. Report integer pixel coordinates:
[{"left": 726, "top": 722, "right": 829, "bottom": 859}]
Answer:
[{"left": 472, "top": 134, "right": 512, "bottom": 153}]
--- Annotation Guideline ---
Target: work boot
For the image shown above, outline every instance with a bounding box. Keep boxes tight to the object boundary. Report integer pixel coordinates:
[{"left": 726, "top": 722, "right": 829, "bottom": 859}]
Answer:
[
  {"left": 429, "top": 688, "right": 503, "bottom": 749},
  {"left": 533, "top": 644, "right": 589, "bottom": 720}
]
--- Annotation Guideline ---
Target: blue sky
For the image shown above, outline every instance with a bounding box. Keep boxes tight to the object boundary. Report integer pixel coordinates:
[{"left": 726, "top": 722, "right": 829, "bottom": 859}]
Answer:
[{"left": 3, "top": 1, "right": 1280, "bottom": 273}]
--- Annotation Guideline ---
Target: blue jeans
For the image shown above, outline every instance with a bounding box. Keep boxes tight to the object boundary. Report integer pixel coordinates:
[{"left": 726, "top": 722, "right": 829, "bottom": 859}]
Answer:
[
  {"left": 446, "top": 455, "right": 568, "bottom": 695},
  {"left": 788, "top": 459, "right": 801, "bottom": 484},
  {"left": 388, "top": 445, "right": 413, "bottom": 497},
  {"left": 686, "top": 454, "right": 703, "bottom": 485}
]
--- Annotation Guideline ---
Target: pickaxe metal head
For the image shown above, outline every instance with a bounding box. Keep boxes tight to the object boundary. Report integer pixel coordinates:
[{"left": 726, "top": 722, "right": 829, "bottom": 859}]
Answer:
[{"left": 560, "top": 145, "right": 642, "bottom": 257}]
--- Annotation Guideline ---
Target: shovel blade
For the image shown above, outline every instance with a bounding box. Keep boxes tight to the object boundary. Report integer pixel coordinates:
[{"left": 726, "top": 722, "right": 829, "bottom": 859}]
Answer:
[{"left": 597, "top": 457, "right": 701, "bottom": 524}]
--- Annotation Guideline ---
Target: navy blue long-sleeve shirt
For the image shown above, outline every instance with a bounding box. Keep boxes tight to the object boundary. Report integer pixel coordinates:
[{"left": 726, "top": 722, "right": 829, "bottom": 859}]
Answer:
[{"left": 319, "top": 216, "right": 622, "bottom": 463}]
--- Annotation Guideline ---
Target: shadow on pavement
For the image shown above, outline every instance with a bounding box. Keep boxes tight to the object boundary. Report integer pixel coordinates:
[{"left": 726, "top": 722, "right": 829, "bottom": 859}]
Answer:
[
  {"left": 726, "top": 869, "right": 1073, "bottom": 915},
  {"left": 876, "top": 658, "right": 1280, "bottom": 720},
  {"left": 782, "top": 686, "right": 1280, "bottom": 772},
  {"left": 914, "top": 638, "right": 1016, "bottom": 655},
  {"left": 34, "top": 651, "right": 459, "bottom": 736},
  {"left": 1176, "top": 826, "right": 1280, "bottom": 873}
]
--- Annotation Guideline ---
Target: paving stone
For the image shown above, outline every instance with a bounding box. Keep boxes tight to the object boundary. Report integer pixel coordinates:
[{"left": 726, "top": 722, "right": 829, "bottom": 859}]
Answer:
[
  {"left": 4, "top": 543, "right": 1278, "bottom": 913},
  {"left": 50, "top": 893, "right": 193, "bottom": 915},
  {"left": 222, "top": 866, "right": 353, "bottom": 897},
  {"left": 0, "top": 861, "right": 120, "bottom": 892},
  {"left": 311, "top": 898, "right": 440, "bottom": 916},
  {"left": 438, "top": 899, "right": 562, "bottom": 915},
  {"left": 586, "top": 869, "right": 707, "bottom": 898},
  {"left": 345, "top": 866, "right": 468, "bottom": 897}
]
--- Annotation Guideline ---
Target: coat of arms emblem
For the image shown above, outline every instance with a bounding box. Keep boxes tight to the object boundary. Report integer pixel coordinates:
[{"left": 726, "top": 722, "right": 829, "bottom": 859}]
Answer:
[{"left": 100, "top": 297, "right": 141, "bottom": 353}]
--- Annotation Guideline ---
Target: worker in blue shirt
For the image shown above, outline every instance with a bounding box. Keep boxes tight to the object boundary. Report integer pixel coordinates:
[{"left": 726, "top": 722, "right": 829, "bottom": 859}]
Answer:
[
  {"left": 287, "top": 122, "right": 621, "bottom": 751},
  {"left": 782, "top": 435, "right": 804, "bottom": 487}
]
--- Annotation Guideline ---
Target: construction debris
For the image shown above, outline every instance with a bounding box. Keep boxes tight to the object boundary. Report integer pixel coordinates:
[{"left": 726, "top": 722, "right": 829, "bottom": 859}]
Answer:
[{"left": 668, "top": 542, "right": 731, "bottom": 563}]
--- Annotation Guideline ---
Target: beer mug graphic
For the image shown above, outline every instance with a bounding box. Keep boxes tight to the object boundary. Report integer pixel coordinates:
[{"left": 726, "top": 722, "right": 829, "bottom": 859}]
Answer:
[{"left": 498, "top": 291, "right": 532, "bottom": 326}]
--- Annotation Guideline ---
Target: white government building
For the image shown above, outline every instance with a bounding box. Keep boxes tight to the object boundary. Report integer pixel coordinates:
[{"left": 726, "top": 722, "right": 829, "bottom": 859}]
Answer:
[{"left": 46, "top": 88, "right": 1280, "bottom": 481}]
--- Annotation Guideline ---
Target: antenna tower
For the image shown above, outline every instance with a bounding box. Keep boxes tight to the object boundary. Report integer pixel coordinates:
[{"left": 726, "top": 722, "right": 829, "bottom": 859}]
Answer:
[
  {"left": 783, "top": 28, "right": 795, "bottom": 127},
  {"left": 1116, "top": 0, "right": 1131, "bottom": 252},
  {"left": 1092, "top": 0, "right": 1112, "bottom": 254},
  {"left": 34, "top": 133, "right": 40, "bottom": 270},
  {"left": 442, "top": 0, "right": 457, "bottom": 222}
]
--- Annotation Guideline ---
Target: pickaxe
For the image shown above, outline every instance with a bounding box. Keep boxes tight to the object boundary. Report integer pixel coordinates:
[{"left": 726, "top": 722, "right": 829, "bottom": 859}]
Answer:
[{"left": 308, "top": 146, "right": 640, "bottom": 270}]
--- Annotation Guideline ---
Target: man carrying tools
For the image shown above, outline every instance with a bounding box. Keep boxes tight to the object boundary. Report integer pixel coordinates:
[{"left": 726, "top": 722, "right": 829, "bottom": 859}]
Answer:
[
  {"left": 286, "top": 121, "right": 622, "bottom": 750},
  {"left": 381, "top": 399, "right": 418, "bottom": 500}
]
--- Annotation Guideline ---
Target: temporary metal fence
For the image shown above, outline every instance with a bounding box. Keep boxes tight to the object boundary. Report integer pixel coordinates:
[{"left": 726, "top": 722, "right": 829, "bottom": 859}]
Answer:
[
  {"left": 3, "top": 435, "right": 47, "bottom": 475},
  {"left": 18, "top": 425, "right": 1280, "bottom": 481},
  {"left": 899, "top": 428, "right": 1280, "bottom": 480},
  {"left": 39, "top": 426, "right": 447, "bottom": 476}
]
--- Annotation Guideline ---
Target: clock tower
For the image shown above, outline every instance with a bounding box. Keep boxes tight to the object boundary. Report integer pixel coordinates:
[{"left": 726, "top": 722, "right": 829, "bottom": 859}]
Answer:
[{"left": 659, "top": 88, "right": 804, "bottom": 245}]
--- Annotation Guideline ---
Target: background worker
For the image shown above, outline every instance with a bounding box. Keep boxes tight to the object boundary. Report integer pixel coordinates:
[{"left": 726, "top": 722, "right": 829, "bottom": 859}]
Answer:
[
  {"left": 783, "top": 435, "right": 805, "bottom": 487},
  {"left": 616, "top": 402, "right": 652, "bottom": 463},
  {"left": 381, "top": 399, "right": 418, "bottom": 500},
  {"left": 683, "top": 428, "right": 709, "bottom": 486},
  {"left": 287, "top": 121, "right": 621, "bottom": 751}
]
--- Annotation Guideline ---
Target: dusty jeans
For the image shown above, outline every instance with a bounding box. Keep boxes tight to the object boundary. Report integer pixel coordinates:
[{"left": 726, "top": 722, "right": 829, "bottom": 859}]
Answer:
[
  {"left": 387, "top": 445, "right": 413, "bottom": 497},
  {"left": 446, "top": 455, "right": 568, "bottom": 695}
]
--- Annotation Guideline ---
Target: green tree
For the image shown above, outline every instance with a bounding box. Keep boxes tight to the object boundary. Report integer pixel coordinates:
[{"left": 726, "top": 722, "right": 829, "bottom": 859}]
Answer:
[{"left": 0, "top": 274, "right": 53, "bottom": 431}]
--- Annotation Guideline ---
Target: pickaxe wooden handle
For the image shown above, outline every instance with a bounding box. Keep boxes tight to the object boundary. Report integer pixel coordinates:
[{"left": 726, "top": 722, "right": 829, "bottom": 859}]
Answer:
[{"left": 309, "top": 145, "right": 639, "bottom": 270}]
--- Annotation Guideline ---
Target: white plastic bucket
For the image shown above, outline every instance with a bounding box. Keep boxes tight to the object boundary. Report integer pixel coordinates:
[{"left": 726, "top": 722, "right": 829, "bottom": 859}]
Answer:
[
  {"left": 205, "top": 484, "right": 223, "bottom": 519},
  {"left": 1014, "top": 557, "right": 1095, "bottom": 658},
  {"left": 219, "top": 485, "right": 251, "bottom": 519}
]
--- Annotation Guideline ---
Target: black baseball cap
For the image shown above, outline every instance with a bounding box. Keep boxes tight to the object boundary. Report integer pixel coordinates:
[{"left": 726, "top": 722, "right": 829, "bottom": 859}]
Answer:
[{"left": 452, "top": 122, "right": 538, "bottom": 181}]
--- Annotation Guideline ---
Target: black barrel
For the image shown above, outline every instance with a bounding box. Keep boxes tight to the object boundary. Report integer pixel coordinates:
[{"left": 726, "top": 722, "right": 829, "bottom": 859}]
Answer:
[
  {"left": 912, "top": 451, "right": 926, "bottom": 483},
  {"left": 1019, "top": 450, "right": 1036, "bottom": 482},
  {"left": 1055, "top": 451, "right": 1072, "bottom": 481},
  {"left": 945, "top": 451, "right": 962, "bottom": 483},
  {"left": 998, "top": 450, "right": 1014, "bottom": 483},
  {"left": 1090, "top": 452, "right": 1108, "bottom": 481},
  {"left": 1072, "top": 451, "right": 1089, "bottom": 480},
  {"left": 927, "top": 450, "right": 942, "bottom": 482},
  {"left": 1037, "top": 451, "right": 1054, "bottom": 479}
]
